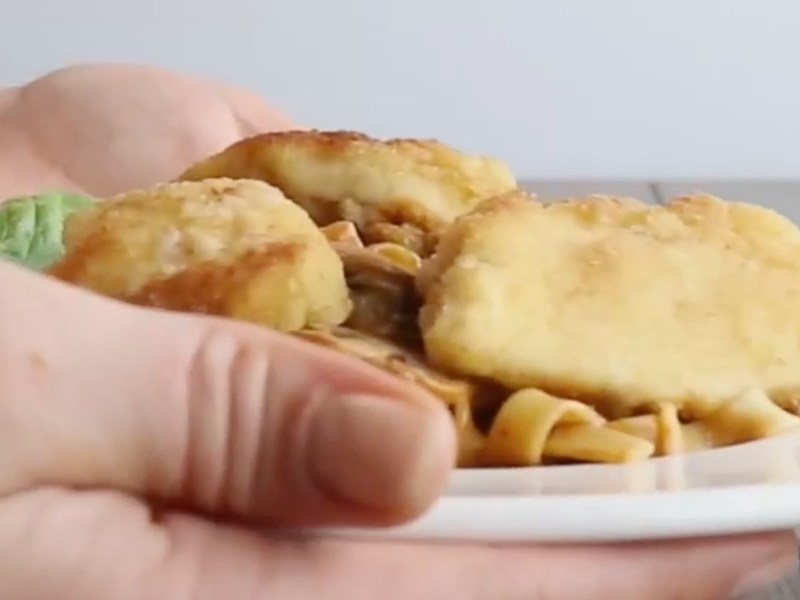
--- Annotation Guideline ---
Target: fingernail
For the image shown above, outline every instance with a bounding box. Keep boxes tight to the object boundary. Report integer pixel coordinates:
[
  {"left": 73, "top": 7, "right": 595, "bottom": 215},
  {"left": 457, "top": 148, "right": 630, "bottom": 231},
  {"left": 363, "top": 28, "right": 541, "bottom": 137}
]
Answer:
[
  {"left": 729, "top": 545, "right": 797, "bottom": 598},
  {"left": 308, "top": 393, "right": 454, "bottom": 513}
]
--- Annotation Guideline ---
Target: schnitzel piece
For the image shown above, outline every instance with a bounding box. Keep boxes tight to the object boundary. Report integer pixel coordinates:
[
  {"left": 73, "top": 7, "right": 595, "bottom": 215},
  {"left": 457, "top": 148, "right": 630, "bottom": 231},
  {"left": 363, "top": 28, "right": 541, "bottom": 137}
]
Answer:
[
  {"left": 177, "top": 130, "right": 516, "bottom": 252},
  {"left": 48, "top": 178, "right": 352, "bottom": 332},
  {"left": 418, "top": 191, "right": 800, "bottom": 420},
  {"left": 177, "top": 130, "right": 516, "bottom": 228}
]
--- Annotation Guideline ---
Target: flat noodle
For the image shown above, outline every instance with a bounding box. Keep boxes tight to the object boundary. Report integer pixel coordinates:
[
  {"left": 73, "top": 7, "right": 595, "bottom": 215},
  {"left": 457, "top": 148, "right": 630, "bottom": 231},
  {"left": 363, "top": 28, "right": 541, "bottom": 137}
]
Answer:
[
  {"left": 544, "top": 425, "right": 655, "bottom": 464},
  {"left": 320, "top": 221, "right": 363, "bottom": 248},
  {"left": 608, "top": 413, "right": 714, "bottom": 455},
  {"left": 322, "top": 221, "right": 422, "bottom": 275},
  {"left": 701, "top": 389, "right": 800, "bottom": 446},
  {"left": 367, "top": 242, "right": 422, "bottom": 275},
  {"left": 480, "top": 388, "right": 606, "bottom": 467},
  {"left": 607, "top": 415, "right": 657, "bottom": 443},
  {"left": 655, "top": 403, "right": 683, "bottom": 455},
  {"left": 679, "top": 422, "right": 714, "bottom": 453},
  {"left": 361, "top": 221, "right": 431, "bottom": 256},
  {"left": 458, "top": 424, "right": 487, "bottom": 469}
]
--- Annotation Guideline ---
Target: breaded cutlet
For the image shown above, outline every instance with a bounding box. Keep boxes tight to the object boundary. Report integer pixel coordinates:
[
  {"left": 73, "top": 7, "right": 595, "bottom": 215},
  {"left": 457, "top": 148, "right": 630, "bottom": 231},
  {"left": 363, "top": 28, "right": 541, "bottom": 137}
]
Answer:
[
  {"left": 418, "top": 191, "right": 800, "bottom": 417},
  {"left": 49, "top": 178, "right": 352, "bottom": 332},
  {"left": 177, "top": 130, "right": 517, "bottom": 250}
]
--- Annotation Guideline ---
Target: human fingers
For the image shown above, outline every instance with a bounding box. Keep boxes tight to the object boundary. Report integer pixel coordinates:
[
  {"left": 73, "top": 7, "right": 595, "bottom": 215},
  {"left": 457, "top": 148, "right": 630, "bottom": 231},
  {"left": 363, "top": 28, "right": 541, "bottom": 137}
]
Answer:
[
  {"left": 67, "top": 501, "right": 793, "bottom": 600},
  {"left": 159, "top": 524, "right": 795, "bottom": 600},
  {"left": 0, "top": 486, "right": 792, "bottom": 600},
  {"left": 0, "top": 261, "right": 457, "bottom": 527},
  {"left": 7, "top": 63, "right": 299, "bottom": 197}
]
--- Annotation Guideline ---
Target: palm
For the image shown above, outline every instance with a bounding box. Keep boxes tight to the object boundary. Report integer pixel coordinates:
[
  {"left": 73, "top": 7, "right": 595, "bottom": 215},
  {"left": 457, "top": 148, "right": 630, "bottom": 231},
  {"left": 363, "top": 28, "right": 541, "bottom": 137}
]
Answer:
[
  {"left": 0, "top": 488, "right": 207, "bottom": 597},
  {"left": 0, "top": 64, "right": 295, "bottom": 199},
  {"left": 1, "top": 484, "right": 334, "bottom": 598}
]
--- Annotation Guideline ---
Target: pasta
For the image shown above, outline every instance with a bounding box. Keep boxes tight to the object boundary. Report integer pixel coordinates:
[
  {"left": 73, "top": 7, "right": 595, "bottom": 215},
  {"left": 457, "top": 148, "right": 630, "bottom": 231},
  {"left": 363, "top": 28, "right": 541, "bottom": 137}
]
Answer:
[
  {"left": 606, "top": 413, "right": 714, "bottom": 456},
  {"left": 701, "top": 389, "right": 800, "bottom": 447},
  {"left": 480, "top": 388, "right": 653, "bottom": 466}
]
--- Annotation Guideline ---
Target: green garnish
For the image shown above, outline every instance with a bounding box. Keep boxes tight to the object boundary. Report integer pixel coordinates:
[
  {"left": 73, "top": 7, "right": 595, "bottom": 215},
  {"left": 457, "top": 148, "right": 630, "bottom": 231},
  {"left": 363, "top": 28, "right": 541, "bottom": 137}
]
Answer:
[{"left": 0, "top": 192, "right": 95, "bottom": 271}]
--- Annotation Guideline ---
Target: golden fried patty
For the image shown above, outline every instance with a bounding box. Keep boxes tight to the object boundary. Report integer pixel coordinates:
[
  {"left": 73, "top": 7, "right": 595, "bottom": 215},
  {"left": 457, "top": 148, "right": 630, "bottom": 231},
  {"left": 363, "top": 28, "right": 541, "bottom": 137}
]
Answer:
[
  {"left": 177, "top": 130, "right": 516, "bottom": 236},
  {"left": 49, "top": 178, "right": 352, "bottom": 332},
  {"left": 418, "top": 192, "right": 800, "bottom": 417}
]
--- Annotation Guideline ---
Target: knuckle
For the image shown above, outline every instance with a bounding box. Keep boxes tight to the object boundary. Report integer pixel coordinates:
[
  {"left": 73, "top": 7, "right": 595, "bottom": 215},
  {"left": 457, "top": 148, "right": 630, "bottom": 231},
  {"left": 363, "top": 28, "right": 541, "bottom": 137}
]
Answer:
[{"left": 180, "top": 328, "right": 320, "bottom": 516}]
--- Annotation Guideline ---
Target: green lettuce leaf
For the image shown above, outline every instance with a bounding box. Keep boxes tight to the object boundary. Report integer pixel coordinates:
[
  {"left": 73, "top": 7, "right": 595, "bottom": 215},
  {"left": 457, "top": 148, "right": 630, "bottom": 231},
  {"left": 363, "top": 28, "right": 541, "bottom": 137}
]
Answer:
[{"left": 0, "top": 192, "right": 95, "bottom": 271}]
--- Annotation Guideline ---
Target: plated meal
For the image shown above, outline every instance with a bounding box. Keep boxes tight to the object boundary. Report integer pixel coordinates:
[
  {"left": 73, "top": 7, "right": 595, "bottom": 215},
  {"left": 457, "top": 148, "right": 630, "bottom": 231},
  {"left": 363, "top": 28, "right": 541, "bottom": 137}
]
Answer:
[{"left": 12, "top": 130, "right": 800, "bottom": 470}]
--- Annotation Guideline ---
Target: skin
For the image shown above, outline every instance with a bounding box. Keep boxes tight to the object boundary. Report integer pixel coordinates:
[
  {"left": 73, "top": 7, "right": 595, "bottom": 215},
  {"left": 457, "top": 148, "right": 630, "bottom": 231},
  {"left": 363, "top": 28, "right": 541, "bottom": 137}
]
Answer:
[{"left": 0, "top": 63, "right": 795, "bottom": 599}]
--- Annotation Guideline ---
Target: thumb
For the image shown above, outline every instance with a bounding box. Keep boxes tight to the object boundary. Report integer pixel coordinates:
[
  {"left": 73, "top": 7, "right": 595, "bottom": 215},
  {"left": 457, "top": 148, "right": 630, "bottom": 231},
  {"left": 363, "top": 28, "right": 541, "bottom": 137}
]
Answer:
[{"left": 0, "top": 263, "right": 457, "bottom": 527}]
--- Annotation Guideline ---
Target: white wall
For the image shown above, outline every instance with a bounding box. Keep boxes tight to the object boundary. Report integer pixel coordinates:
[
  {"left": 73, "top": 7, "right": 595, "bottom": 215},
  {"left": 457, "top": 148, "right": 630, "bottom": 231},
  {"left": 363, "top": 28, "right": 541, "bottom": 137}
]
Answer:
[{"left": 1, "top": 0, "right": 799, "bottom": 179}]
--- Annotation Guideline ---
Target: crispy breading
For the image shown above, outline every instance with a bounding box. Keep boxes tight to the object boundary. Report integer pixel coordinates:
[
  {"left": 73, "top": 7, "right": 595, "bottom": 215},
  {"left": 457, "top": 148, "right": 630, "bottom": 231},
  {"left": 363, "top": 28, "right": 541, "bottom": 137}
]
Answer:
[
  {"left": 177, "top": 130, "right": 516, "bottom": 239},
  {"left": 418, "top": 191, "right": 800, "bottom": 417},
  {"left": 49, "top": 178, "right": 352, "bottom": 332}
]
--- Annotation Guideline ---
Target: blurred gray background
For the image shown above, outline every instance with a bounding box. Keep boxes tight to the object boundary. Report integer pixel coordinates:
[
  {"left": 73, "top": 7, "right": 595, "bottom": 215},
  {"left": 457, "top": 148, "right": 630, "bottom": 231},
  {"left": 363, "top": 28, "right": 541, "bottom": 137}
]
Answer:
[{"left": 0, "top": 0, "right": 798, "bottom": 179}]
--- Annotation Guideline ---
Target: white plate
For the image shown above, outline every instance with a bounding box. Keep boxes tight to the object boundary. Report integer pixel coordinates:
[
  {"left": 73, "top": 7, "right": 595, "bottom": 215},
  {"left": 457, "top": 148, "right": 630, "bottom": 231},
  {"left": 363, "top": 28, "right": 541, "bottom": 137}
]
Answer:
[{"left": 323, "top": 433, "right": 800, "bottom": 542}]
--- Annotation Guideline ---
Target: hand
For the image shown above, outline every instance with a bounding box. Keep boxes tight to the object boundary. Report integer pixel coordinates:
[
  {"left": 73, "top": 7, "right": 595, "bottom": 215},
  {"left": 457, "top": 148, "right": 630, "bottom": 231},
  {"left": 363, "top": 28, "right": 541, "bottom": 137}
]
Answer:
[
  {"left": 0, "top": 63, "right": 295, "bottom": 199},
  {"left": 0, "top": 259, "right": 794, "bottom": 600},
  {"left": 0, "top": 64, "right": 795, "bottom": 600}
]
